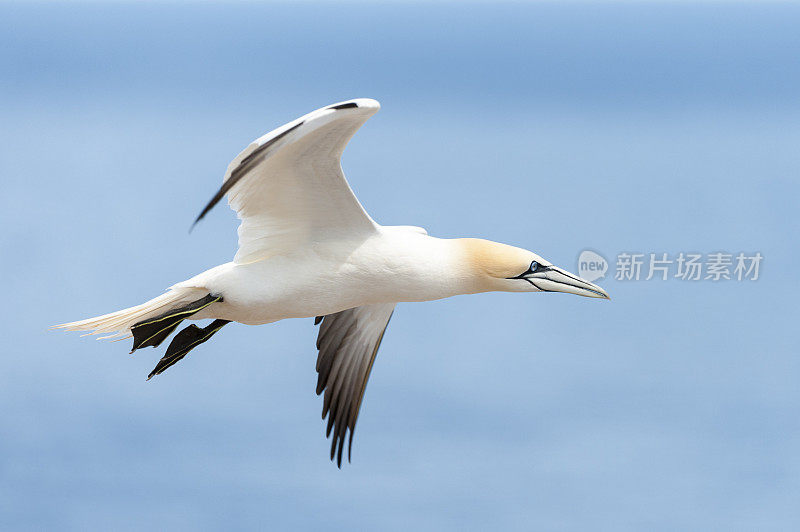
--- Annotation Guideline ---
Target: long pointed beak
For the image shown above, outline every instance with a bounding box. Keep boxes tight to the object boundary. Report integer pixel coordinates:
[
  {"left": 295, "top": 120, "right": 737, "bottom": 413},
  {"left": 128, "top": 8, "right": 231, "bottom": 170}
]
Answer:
[{"left": 529, "top": 266, "right": 610, "bottom": 299}]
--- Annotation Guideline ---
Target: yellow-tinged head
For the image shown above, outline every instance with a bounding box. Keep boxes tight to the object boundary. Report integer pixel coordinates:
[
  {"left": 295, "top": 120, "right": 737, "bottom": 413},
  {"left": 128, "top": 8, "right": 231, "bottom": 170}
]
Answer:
[{"left": 458, "top": 238, "right": 610, "bottom": 299}]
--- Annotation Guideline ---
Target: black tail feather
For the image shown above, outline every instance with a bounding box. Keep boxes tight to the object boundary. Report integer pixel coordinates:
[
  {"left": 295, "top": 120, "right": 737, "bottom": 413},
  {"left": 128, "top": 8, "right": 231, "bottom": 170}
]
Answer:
[
  {"left": 130, "top": 294, "right": 221, "bottom": 353},
  {"left": 147, "top": 319, "right": 230, "bottom": 380}
]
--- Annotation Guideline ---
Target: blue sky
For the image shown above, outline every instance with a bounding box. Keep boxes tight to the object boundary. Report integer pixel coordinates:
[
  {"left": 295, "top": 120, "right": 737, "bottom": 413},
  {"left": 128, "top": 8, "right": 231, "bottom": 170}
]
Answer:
[{"left": 1, "top": 2, "right": 798, "bottom": 530}]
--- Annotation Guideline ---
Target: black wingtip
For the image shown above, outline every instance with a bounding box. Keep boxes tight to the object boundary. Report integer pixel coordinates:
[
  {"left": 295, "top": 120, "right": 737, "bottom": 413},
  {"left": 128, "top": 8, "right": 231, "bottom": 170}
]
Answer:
[
  {"left": 336, "top": 435, "right": 346, "bottom": 468},
  {"left": 328, "top": 102, "right": 358, "bottom": 110},
  {"left": 189, "top": 120, "right": 304, "bottom": 232},
  {"left": 191, "top": 203, "right": 213, "bottom": 231},
  {"left": 348, "top": 431, "right": 354, "bottom": 462},
  {"left": 189, "top": 201, "right": 216, "bottom": 232}
]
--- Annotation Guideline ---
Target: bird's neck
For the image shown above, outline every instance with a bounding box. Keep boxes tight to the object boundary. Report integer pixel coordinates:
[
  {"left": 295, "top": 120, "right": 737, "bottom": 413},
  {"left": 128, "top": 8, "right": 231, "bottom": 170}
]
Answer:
[{"left": 360, "top": 232, "right": 491, "bottom": 303}]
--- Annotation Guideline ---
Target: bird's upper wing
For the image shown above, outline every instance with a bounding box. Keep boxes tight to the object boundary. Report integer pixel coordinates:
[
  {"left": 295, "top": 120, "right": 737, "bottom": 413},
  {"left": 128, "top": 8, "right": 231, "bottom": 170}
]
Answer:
[
  {"left": 314, "top": 302, "right": 395, "bottom": 467},
  {"left": 195, "top": 99, "right": 381, "bottom": 264}
]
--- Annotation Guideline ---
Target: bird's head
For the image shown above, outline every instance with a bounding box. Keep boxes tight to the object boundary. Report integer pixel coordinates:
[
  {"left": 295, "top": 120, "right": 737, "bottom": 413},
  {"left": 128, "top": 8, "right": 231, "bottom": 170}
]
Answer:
[{"left": 459, "top": 239, "right": 610, "bottom": 299}]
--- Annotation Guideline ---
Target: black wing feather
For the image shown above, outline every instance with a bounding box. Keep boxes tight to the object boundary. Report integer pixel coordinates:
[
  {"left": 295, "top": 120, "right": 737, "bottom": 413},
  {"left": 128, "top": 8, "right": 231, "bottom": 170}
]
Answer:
[{"left": 313, "top": 304, "right": 394, "bottom": 467}]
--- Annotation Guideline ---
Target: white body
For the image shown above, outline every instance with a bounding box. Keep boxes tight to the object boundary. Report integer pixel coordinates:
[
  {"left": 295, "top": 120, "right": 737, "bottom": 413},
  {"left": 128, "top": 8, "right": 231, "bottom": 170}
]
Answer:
[{"left": 185, "top": 228, "right": 472, "bottom": 325}]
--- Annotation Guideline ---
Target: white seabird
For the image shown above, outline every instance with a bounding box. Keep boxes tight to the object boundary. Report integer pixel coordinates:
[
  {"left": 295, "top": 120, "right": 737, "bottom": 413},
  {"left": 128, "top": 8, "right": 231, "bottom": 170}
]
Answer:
[{"left": 54, "top": 98, "right": 609, "bottom": 466}]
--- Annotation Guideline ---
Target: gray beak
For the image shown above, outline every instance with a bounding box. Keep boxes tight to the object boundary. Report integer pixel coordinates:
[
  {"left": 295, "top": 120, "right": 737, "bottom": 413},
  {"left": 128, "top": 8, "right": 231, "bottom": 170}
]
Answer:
[{"left": 527, "top": 266, "right": 610, "bottom": 299}]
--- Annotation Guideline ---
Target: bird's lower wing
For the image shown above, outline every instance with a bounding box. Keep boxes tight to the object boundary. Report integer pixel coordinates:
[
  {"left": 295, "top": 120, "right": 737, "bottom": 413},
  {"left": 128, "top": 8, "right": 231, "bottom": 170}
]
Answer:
[{"left": 314, "top": 302, "right": 395, "bottom": 467}]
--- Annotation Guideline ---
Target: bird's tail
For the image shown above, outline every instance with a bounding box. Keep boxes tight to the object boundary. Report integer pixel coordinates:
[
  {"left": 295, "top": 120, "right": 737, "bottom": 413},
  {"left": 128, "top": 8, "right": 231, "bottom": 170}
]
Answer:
[{"left": 51, "top": 287, "right": 210, "bottom": 341}]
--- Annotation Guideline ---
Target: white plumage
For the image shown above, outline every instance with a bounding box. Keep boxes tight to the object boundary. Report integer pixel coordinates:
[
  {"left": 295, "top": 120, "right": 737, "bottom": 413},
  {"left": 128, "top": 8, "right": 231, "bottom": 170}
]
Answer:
[{"left": 54, "top": 98, "right": 609, "bottom": 466}]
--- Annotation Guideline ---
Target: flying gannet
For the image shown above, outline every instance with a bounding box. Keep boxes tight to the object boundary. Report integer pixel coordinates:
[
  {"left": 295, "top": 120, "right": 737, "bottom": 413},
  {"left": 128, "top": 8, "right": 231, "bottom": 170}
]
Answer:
[{"left": 54, "top": 98, "right": 609, "bottom": 466}]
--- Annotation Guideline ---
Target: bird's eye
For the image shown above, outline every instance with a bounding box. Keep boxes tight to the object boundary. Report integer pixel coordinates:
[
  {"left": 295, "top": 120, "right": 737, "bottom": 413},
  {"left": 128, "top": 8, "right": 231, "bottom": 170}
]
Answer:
[{"left": 529, "top": 261, "right": 539, "bottom": 273}]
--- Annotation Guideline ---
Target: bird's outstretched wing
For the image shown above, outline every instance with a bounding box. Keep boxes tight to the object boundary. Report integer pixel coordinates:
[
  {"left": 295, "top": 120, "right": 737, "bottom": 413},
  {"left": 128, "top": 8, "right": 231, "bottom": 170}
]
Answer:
[
  {"left": 195, "top": 99, "right": 381, "bottom": 264},
  {"left": 314, "top": 303, "right": 395, "bottom": 467}
]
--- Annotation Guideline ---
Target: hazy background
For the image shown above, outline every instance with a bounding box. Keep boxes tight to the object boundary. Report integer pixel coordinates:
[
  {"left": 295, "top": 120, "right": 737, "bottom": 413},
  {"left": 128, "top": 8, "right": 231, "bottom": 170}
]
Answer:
[{"left": 1, "top": 1, "right": 798, "bottom": 530}]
